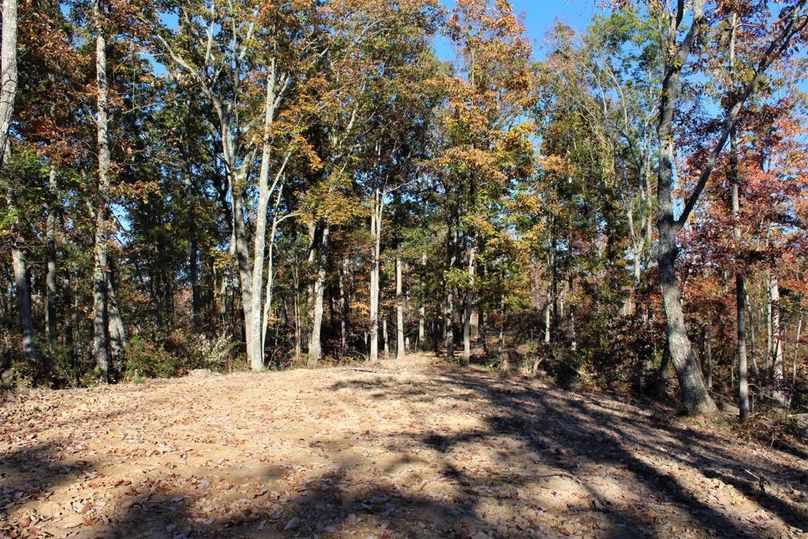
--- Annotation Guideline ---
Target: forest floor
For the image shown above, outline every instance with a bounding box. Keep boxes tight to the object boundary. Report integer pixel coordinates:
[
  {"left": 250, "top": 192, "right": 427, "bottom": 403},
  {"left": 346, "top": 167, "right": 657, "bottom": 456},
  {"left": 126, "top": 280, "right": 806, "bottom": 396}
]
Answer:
[{"left": 1, "top": 354, "right": 806, "bottom": 539}]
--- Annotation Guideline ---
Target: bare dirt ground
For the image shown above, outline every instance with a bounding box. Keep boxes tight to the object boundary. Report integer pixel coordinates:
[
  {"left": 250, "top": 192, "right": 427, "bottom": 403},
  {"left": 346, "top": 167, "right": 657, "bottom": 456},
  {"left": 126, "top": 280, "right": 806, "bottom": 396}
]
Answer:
[{"left": 1, "top": 354, "right": 806, "bottom": 538}]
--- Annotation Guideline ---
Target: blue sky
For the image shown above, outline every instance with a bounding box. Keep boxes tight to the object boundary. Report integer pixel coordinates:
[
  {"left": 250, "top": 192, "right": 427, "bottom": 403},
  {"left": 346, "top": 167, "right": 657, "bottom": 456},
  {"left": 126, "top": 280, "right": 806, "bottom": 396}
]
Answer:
[
  {"left": 434, "top": 0, "right": 604, "bottom": 61},
  {"left": 155, "top": 1, "right": 604, "bottom": 66}
]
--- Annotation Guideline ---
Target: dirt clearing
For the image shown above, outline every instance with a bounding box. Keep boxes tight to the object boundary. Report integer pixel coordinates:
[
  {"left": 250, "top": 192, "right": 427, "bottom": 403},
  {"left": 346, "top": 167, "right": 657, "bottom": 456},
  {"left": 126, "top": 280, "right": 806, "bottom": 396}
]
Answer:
[{"left": 1, "top": 354, "right": 806, "bottom": 538}]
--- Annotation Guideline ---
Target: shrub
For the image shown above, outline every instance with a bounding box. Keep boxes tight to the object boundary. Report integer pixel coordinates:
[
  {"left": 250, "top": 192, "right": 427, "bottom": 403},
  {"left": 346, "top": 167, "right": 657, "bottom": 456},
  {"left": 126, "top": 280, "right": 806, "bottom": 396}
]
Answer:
[{"left": 124, "top": 335, "right": 181, "bottom": 380}]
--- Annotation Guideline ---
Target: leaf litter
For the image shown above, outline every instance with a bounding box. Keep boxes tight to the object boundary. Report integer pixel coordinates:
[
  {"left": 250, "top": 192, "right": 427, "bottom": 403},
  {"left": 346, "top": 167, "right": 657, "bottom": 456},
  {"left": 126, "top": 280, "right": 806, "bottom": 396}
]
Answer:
[{"left": 0, "top": 353, "right": 805, "bottom": 538}]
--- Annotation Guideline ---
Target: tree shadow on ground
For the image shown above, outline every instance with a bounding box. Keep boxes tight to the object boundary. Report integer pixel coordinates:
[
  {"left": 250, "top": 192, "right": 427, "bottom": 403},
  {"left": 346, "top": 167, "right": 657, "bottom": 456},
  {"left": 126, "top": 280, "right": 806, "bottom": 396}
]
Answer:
[
  {"left": 3, "top": 364, "right": 806, "bottom": 538},
  {"left": 326, "top": 368, "right": 806, "bottom": 536},
  {"left": 0, "top": 441, "right": 96, "bottom": 535}
]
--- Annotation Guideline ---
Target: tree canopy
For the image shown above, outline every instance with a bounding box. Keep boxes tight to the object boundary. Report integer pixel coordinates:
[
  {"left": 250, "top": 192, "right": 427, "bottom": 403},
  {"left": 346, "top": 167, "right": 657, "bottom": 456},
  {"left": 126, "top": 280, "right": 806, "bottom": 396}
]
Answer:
[{"left": 1, "top": 0, "right": 807, "bottom": 421}]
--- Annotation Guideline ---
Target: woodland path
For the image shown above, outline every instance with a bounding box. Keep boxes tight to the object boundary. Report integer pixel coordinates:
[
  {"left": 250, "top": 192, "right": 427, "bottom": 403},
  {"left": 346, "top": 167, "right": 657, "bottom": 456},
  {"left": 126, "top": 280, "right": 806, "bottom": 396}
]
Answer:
[{"left": 1, "top": 354, "right": 806, "bottom": 538}]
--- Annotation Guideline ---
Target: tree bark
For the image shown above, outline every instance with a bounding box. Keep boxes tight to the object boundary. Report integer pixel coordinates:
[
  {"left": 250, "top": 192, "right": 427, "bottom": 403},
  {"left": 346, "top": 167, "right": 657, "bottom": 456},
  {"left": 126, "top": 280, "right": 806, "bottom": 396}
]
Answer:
[
  {"left": 462, "top": 243, "right": 475, "bottom": 367},
  {"left": 369, "top": 188, "right": 383, "bottom": 361},
  {"left": 0, "top": 0, "right": 17, "bottom": 162},
  {"left": 769, "top": 272, "right": 787, "bottom": 405},
  {"left": 382, "top": 315, "right": 389, "bottom": 358},
  {"left": 339, "top": 257, "right": 349, "bottom": 351},
  {"left": 395, "top": 255, "right": 405, "bottom": 360},
  {"left": 260, "top": 190, "right": 284, "bottom": 367},
  {"left": 655, "top": 0, "right": 717, "bottom": 415},
  {"left": 444, "top": 222, "right": 457, "bottom": 359},
  {"left": 293, "top": 261, "right": 302, "bottom": 357},
  {"left": 498, "top": 285, "right": 505, "bottom": 357},
  {"left": 107, "top": 267, "right": 125, "bottom": 376},
  {"left": 248, "top": 63, "right": 278, "bottom": 371},
  {"left": 92, "top": 0, "right": 112, "bottom": 381},
  {"left": 308, "top": 222, "right": 329, "bottom": 364},
  {"left": 748, "top": 300, "right": 759, "bottom": 376},
  {"left": 417, "top": 253, "right": 426, "bottom": 350},
  {"left": 11, "top": 248, "right": 36, "bottom": 365},
  {"left": 703, "top": 330, "right": 712, "bottom": 390},
  {"left": 45, "top": 166, "right": 58, "bottom": 347},
  {"left": 727, "top": 11, "right": 750, "bottom": 422}
]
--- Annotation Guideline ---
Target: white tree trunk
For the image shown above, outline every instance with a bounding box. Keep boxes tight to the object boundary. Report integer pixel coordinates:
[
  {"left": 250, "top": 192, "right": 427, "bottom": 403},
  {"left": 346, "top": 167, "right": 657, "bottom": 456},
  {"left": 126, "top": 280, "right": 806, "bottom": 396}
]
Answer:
[
  {"left": 769, "top": 272, "right": 787, "bottom": 405},
  {"left": 248, "top": 63, "right": 278, "bottom": 371},
  {"left": 308, "top": 223, "right": 329, "bottom": 364},
  {"left": 369, "top": 188, "right": 383, "bottom": 361},
  {"left": 0, "top": 0, "right": 17, "bottom": 161}
]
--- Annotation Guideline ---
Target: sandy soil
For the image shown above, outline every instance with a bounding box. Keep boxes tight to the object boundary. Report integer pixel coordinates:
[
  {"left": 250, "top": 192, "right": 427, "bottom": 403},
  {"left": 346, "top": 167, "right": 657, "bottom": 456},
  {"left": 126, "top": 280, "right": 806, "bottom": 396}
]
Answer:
[{"left": 1, "top": 354, "right": 806, "bottom": 538}]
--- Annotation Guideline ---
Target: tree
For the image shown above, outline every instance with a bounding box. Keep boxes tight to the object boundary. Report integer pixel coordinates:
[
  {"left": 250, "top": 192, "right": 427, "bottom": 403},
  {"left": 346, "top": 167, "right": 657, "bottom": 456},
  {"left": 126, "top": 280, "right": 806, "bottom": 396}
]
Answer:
[
  {"left": 0, "top": 0, "right": 30, "bottom": 369},
  {"left": 437, "top": 0, "right": 533, "bottom": 366},
  {"left": 645, "top": 0, "right": 807, "bottom": 415}
]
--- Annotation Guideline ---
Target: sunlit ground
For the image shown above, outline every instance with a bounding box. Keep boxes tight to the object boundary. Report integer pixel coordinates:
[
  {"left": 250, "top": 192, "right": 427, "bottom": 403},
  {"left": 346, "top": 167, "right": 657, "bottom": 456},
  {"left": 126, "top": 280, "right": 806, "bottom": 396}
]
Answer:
[{"left": 1, "top": 354, "right": 805, "bottom": 538}]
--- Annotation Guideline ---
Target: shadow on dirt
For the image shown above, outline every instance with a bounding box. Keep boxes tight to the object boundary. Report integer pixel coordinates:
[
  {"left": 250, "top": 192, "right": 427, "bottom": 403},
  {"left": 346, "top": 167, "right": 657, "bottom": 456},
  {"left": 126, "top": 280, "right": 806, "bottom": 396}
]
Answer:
[{"left": 4, "top": 365, "right": 806, "bottom": 537}]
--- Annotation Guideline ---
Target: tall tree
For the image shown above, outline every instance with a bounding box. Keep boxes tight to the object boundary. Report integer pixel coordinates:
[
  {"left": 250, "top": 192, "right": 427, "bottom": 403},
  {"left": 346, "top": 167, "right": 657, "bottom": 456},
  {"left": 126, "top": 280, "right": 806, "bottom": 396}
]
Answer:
[{"left": 647, "top": 0, "right": 807, "bottom": 415}]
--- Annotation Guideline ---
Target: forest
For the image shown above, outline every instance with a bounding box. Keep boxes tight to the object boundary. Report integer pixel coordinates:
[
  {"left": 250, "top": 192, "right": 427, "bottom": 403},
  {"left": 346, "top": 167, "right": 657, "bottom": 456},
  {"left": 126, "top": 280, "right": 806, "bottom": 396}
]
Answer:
[
  {"left": 1, "top": 0, "right": 808, "bottom": 536},
  {"left": 2, "top": 0, "right": 808, "bottom": 419}
]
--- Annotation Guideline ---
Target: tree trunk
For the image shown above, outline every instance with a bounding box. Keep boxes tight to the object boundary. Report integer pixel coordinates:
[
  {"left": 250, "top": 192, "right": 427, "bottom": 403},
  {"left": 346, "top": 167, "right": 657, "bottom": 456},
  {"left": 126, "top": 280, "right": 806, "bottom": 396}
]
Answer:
[
  {"left": 498, "top": 289, "right": 505, "bottom": 357},
  {"left": 444, "top": 223, "right": 457, "bottom": 359},
  {"left": 766, "top": 287, "right": 773, "bottom": 377},
  {"left": 308, "top": 222, "right": 328, "bottom": 365},
  {"left": 339, "top": 257, "right": 349, "bottom": 351},
  {"left": 65, "top": 273, "right": 77, "bottom": 365},
  {"left": 444, "top": 291, "right": 454, "bottom": 358},
  {"left": 293, "top": 262, "right": 301, "bottom": 358},
  {"left": 417, "top": 307, "right": 425, "bottom": 350},
  {"left": 417, "top": 252, "right": 426, "bottom": 350},
  {"left": 382, "top": 316, "right": 389, "bottom": 358},
  {"left": 107, "top": 267, "right": 125, "bottom": 376},
  {"left": 769, "top": 272, "right": 787, "bottom": 405},
  {"left": 248, "top": 62, "right": 280, "bottom": 371},
  {"left": 655, "top": 343, "right": 671, "bottom": 398},
  {"left": 545, "top": 247, "right": 554, "bottom": 344},
  {"left": 45, "top": 166, "right": 57, "bottom": 347},
  {"left": 655, "top": 0, "right": 717, "bottom": 415},
  {"left": 728, "top": 12, "right": 750, "bottom": 422},
  {"left": 395, "top": 255, "right": 405, "bottom": 360},
  {"left": 462, "top": 244, "right": 475, "bottom": 367},
  {"left": 0, "top": 0, "right": 17, "bottom": 162},
  {"left": 260, "top": 199, "right": 283, "bottom": 366},
  {"left": 658, "top": 174, "right": 716, "bottom": 415},
  {"left": 703, "top": 330, "right": 712, "bottom": 390},
  {"left": 369, "top": 188, "right": 383, "bottom": 361},
  {"left": 11, "top": 248, "right": 36, "bottom": 365},
  {"left": 92, "top": 0, "right": 112, "bottom": 381}
]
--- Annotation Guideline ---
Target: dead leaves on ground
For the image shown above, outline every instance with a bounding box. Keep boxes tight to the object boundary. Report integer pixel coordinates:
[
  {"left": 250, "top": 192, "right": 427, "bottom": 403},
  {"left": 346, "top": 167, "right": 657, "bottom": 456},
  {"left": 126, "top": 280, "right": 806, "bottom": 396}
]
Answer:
[{"left": 1, "top": 356, "right": 806, "bottom": 538}]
